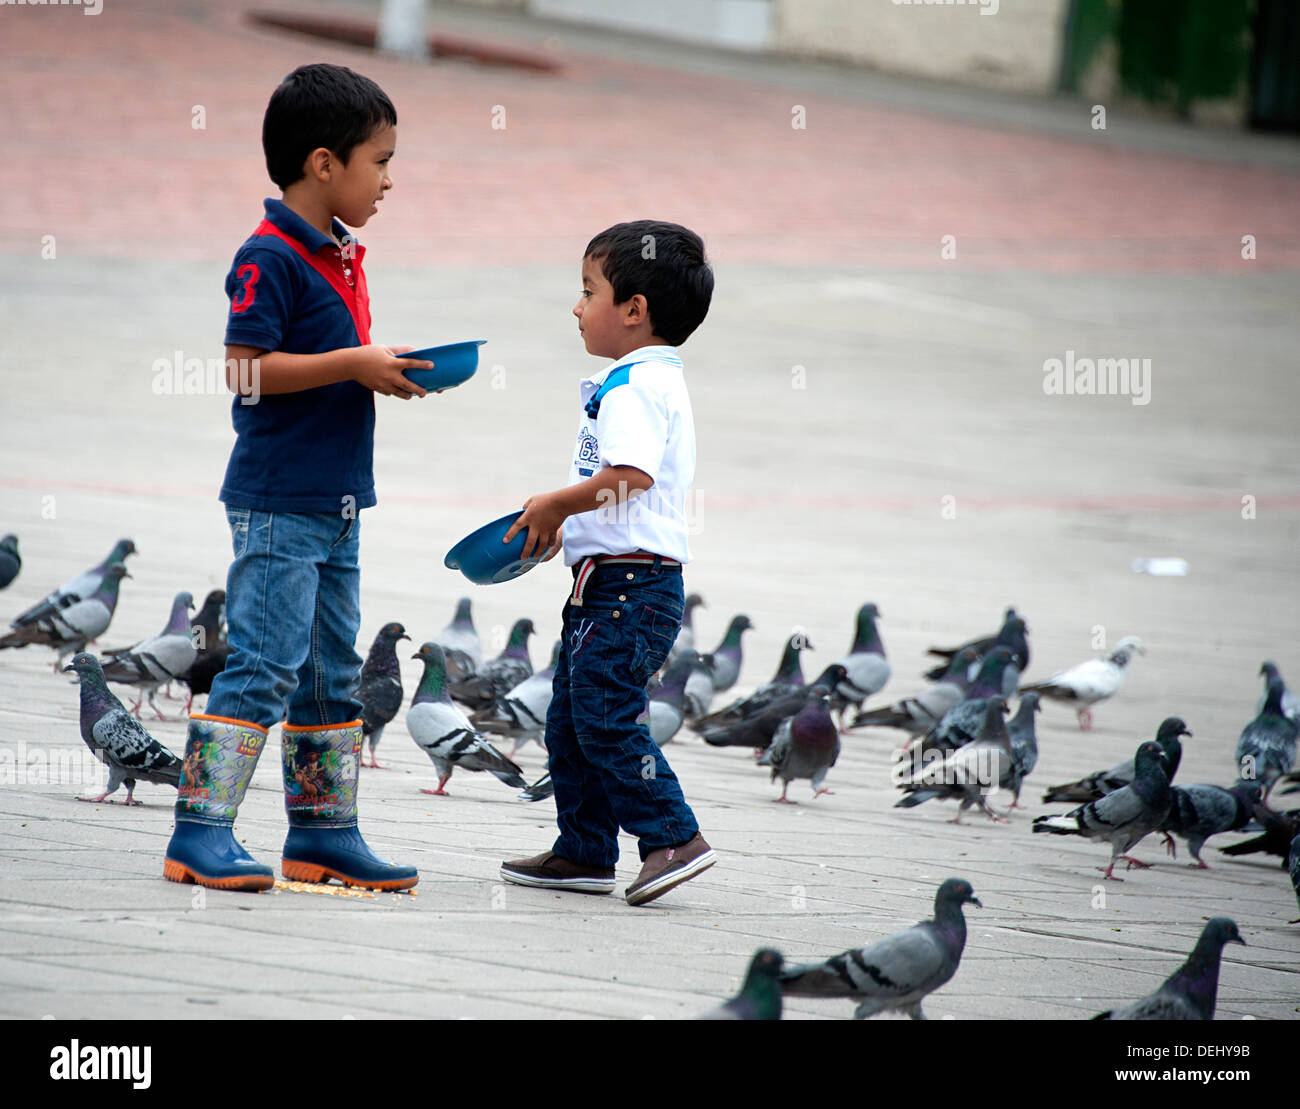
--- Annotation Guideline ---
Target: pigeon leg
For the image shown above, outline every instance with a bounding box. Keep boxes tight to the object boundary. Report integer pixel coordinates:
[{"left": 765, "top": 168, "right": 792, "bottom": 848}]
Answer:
[
  {"left": 1119, "top": 855, "right": 1152, "bottom": 871},
  {"left": 1078, "top": 707, "right": 1094, "bottom": 731},
  {"left": 129, "top": 697, "right": 143, "bottom": 719},
  {"left": 946, "top": 810, "right": 965, "bottom": 825},
  {"left": 813, "top": 787, "right": 835, "bottom": 799},
  {"left": 1099, "top": 860, "right": 1125, "bottom": 881},
  {"left": 421, "top": 775, "right": 452, "bottom": 796},
  {"left": 1161, "top": 833, "right": 1177, "bottom": 858},
  {"left": 148, "top": 691, "right": 168, "bottom": 721},
  {"left": 77, "top": 791, "right": 112, "bottom": 804},
  {"left": 1188, "top": 858, "right": 1209, "bottom": 870},
  {"left": 123, "top": 784, "right": 141, "bottom": 806},
  {"left": 364, "top": 752, "right": 387, "bottom": 769},
  {"left": 772, "top": 782, "right": 796, "bottom": 804},
  {"left": 183, "top": 691, "right": 194, "bottom": 716}
]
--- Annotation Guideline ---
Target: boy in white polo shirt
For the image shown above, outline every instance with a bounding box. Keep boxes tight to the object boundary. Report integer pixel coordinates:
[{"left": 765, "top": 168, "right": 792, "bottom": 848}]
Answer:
[{"left": 500, "top": 220, "right": 715, "bottom": 906}]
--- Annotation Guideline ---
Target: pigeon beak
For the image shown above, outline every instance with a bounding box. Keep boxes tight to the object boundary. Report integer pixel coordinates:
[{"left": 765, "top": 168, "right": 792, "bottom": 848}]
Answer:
[
  {"left": 1233, "top": 934, "right": 1247, "bottom": 946},
  {"left": 62, "top": 664, "right": 77, "bottom": 673},
  {"left": 398, "top": 634, "right": 411, "bottom": 641},
  {"left": 968, "top": 895, "right": 983, "bottom": 909}
]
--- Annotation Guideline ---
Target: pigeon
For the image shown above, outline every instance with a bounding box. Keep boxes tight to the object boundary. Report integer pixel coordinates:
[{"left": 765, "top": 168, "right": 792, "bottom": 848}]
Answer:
[
  {"left": 767, "top": 690, "right": 839, "bottom": 802},
  {"left": 924, "top": 608, "right": 1028, "bottom": 683},
  {"left": 357, "top": 622, "right": 410, "bottom": 769},
  {"left": 432, "top": 597, "right": 481, "bottom": 670},
  {"left": 1257, "top": 661, "right": 1300, "bottom": 724},
  {"left": 9, "top": 537, "right": 135, "bottom": 629},
  {"left": 1019, "top": 636, "right": 1145, "bottom": 730},
  {"left": 1033, "top": 740, "right": 1172, "bottom": 880},
  {"left": 1234, "top": 675, "right": 1298, "bottom": 790},
  {"left": 1217, "top": 802, "right": 1300, "bottom": 866},
  {"left": 407, "top": 643, "right": 527, "bottom": 795},
  {"left": 0, "top": 563, "right": 131, "bottom": 668},
  {"left": 666, "top": 592, "right": 706, "bottom": 667},
  {"left": 1001, "top": 691, "right": 1042, "bottom": 809},
  {"left": 180, "top": 589, "right": 229, "bottom": 714},
  {"left": 851, "top": 648, "right": 976, "bottom": 739},
  {"left": 779, "top": 878, "right": 981, "bottom": 1020},
  {"left": 473, "top": 639, "right": 560, "bottom": 756},
  {"left": 682, "top": 652, "right": 717, "bottom": 721},
  {"left": 517, "top": 771, "right": 554, "bottom": 803},
  {"left": 448, "top": 618, "right": 534, "bottom": 711},
  {"left": 692, "top": 633, "right": 812, "bottom": 732},
  {"left": 645, "top": 652, "right": 693, "bottom": 745},
  {"left": 1290, "top": 833, "right": 1300, "bottom": 923},
  {"left": 1094, "top": 918, "right": 1246, "bottom": 1020},
  {"left": 100, "top": 591, "right": 197, "bottom": 720},
  {"left": 704, "top": 614, "right": 753, "bottom": 694},
  {"left": 63, "top": 653, "right": 182, "bottom": 805},
  {"left": 830, "top": 602, "right": 890, "bottom": 729},
  {"left": 698, "top": 949, "right": 784, "bottom": 1020},
  {"left": 912, "top": 647, "right": 1017, "bottom": 755},
  {"left": 0, "top": 534, "right": 19, "bottom": 590},
  {"left": 1041, "top": 716, "right": 1190, "bottom": 804},
  {"left": 699, "top": 665, "right": 847, "bottom": 752},
  {"left": 895, "top": 698, "right": 1011, "bottom": 823},
  {"left": 1160, "top": 782, "right": 1261, "bottom": 868}
]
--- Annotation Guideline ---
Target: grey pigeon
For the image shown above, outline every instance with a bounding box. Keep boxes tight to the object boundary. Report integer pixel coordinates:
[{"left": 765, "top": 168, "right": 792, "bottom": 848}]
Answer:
[
  {"left": 358, "top": 622, "right": 410, "bottom": 768},
  {"left": 516, "top": 771, "right": 554, "bottom": 803},
  {"left": 1094, "top": 918, "right": 1245, "bottom": 1020},
  {"left": 851, "top": 647, "right": 976, "bottom": 739},
  {"left": 767, "top": 690, "right": 839, "bottom": 802},
  {"left": 682, "top": 651, "right": 716, "bottom": 721},
  {"left": 830, "top": 602, "right": 890, "bottom": 729},
  {"left": 0, "top": 534, "right": 19, "bottom": 590},
  {"left": 1217, "top": 802, "right": 1299, "bottom": 866},
  {"left": 924, "top": 608, "right": 1029, "bottom": 683},
  {"left": 699, "top": 949, "right": 784, "bottom": 1021},
  {"left": 9, "top": 537, "right": 135, "bottom": 629},
  {"left": 1003, "top": 691, "right": 1041, "bottom": 809},
  {"left": 407, "top": 643, "right": 527, "bottom": 795},
  {"left": 63, "top": 653, "right": 182, "bottom": 805},
  {"left": 1042, "top": 716, "right": 1189, "bottom": 804},
  {"left": 645, "top": 652, "right": 692, "bottom": 745},
  {"left": 1020, "top": 636, "right": 1144, "bottom": 731},
  {"left": 0, "top": 563, "right": 131, "bottom": 668},
  {"left": 913, "top": 647, "right": 1017, "bottom": 756},
  {"left": 704, "top": 614, "right": 753, "bottom": 694},
  {"left": 779, "top": 878, "right": 981, "bottom": 1020},
  {"left": 1033, "top": 739, "right": 1172, "bottom": 880},
  {"left": 101, "top": 591, "right": 197, "bottom": 720},
  {"left": 693, "top": 633, "right": 812, "bottom": 732},
  {"left": 1257, "top": 661, "right": 1300, "bottom": 725},
  {"left": 432, "top": 597, "right": 481, "bottom": 670},
  {"left": 448, "top": 618, "right": 534, "bottom": 711},
  {"left": 1289, "top": 833, "right": 1299, "bottom": 923},
  {"left": 473, "top": 639, "right": 560, "bottom": 756},
  {"left": 1160, "top": 782, "right": 1261, "bottom": 869},
  {"left": 700, "top": 664, "right": 847, "bottom": 753},
  {"left": 1234, "top": 675, "right": 1297, "bottom": 790},
  {"left": 895, "top": 698, "right": 1011, "bottom": 823},
  {"left": 666, "top": 592, "right": 706, "bottom": 668},
  {"left": 180, "top": 589, "right": 229, "bottom": 714}
]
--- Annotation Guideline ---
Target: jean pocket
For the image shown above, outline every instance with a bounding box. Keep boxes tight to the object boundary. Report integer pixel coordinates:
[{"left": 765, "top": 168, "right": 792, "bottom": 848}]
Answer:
[
  {"left": 226, "top": 507, "right": 251, "bottom": 558},
  {"left": 630, "top": 602, "right": 681, "bottom": 686}
]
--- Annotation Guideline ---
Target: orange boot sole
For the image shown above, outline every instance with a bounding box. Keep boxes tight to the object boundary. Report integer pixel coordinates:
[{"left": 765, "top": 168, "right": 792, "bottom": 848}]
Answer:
[{"left": 163, "top": 857, "right": 275, "bottom": 892}]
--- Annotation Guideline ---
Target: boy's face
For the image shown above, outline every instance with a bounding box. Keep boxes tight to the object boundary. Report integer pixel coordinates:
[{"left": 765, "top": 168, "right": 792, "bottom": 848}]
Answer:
[
  {"left": 324, "top": 124, "right": 396, "bottom": 229},
  {"left": 574, "top": 256, "right": 629, "bottom": 359}
]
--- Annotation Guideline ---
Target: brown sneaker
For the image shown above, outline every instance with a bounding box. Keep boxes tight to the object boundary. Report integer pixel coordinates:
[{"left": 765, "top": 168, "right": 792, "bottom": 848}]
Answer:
[
  {"left": 500, "top": 850, "right": 615, "bottom": 894},
  {"left": 625, "top": 833, "right": 716, "bottom": 906}
]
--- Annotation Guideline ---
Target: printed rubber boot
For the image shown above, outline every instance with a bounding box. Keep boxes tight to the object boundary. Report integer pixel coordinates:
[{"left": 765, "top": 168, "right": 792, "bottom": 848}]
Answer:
[
  {"left": 280, "top": 720, "right": 419, "bottom": 891},
  {"left": 163, "top": 715, "right": 275, "bottom": 892}
]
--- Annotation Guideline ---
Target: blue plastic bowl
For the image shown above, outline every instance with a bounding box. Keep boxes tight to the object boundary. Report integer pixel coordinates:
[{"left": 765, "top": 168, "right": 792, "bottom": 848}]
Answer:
[
  {"left": 444, "top": 511, "right": 543, "bottom": 585},
  {"left": 401, "top": 340, "right": 485, "bottom": 391}
]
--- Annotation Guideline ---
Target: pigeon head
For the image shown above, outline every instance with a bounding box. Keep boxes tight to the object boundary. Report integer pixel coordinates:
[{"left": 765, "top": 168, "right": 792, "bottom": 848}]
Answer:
[
  {"left": 1134, "top": 741, "right": 1167, "bottom": 778},
  {"left": 1156, "top": 717, "right": 1192, "bottom": 744},
  {"left": 547, "top": 638, "right": 563, "bottom": 669},
  {"left": 851, "top": 603, "right": 884, "bottom": 653},
  {"left": 1110, "top": 636, "right": 1145, "bottom": 665},
  {"left": 411, "top": 643, "right": 451, "bottom": 703},
  {"left": 747, "top": 948, "right": 784, "bottom": 977},
  {"left": 453, "top": 597, "right": 473, "bottom": 624},
  {"left": 810, "top": 663, "right": 848, "bottom": 695},
  {"left": 1258, "top": 660, "right": 1279, "bottom": 681},
  {"left": 506, "top": 618, "right": 535, "bottom": 653},
  {"left": 0, "top": 535, "right": 16, "bottom": 554},
  {"left": 111, "top": 538, "right": 137, "bottom": 560},
  {"left": 1202, "top": 917, "right": 1246, "bottom": 951},
  {"left": 378, "top": 622, "right": 410, "bottom": 643},
  {"left": 1018, "top": 690, "right": 1042, "bottom": 714},
  {"left": 936, "top": 878, "right": 982, "bottom": 911},
  {"left": 684, "top": 593, "right": 706, "bottom": 613},
  {"left": 63, "top": 652, "right": 105, "bottom": 678}
]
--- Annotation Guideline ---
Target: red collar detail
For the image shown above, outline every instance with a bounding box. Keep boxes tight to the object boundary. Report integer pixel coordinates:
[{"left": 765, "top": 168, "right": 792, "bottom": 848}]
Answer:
[{"left": 253, "top": 219, "right": 371, "bottom": 345}]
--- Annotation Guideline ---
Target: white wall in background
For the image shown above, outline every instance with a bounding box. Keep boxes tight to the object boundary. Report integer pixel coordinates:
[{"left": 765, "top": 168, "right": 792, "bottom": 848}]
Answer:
[{"left": 531, "top": 0, "right": 775, "bottom": 51}]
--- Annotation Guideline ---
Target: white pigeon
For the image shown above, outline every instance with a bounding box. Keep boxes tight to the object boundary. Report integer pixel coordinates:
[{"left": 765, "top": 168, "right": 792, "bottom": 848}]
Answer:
[{"left": 1019, "top": 636, "right": 1144, "bottom": 730}]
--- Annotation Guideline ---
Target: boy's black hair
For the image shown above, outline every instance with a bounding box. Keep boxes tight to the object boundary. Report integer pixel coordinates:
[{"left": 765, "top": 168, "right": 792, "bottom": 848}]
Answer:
[
  {"left": 262, "top": 64, "right": 397, "bottom": 189},
  {"left": 585, "top": 221, "right": 713, "bottom": 346}
]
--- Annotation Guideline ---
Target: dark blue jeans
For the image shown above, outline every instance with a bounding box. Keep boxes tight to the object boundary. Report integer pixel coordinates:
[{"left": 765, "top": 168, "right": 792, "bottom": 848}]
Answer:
[{"left": 547, "top": 559, "right": 700, "bottom": 866}]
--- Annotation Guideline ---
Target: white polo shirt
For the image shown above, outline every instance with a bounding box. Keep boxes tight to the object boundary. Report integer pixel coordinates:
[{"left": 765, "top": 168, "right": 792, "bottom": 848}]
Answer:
[{"left": 562, "top": 345, "right": 695, "bottom": 566}]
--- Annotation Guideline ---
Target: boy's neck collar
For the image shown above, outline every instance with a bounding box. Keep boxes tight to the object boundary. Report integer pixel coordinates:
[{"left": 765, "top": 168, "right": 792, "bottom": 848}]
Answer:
[{"left": 263, "top": 197, "right": 355, "bottom": 253}]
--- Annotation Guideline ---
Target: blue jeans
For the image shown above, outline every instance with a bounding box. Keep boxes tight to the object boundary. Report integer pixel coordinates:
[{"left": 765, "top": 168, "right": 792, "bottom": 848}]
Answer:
[
  {"left": 206, "top": 507, "right": 363, "bottom": 730},
  {"left": 546, "top": 559, "right": 700, "bottom": 866}
]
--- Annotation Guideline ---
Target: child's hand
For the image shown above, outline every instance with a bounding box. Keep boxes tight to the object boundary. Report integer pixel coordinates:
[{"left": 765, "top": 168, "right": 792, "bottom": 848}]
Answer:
[
  {"left": 505, "top": 493, "right": 567, "bottom": 561},
  {"left": 351, "top": 344, "right": 433, "bottom": 399}
]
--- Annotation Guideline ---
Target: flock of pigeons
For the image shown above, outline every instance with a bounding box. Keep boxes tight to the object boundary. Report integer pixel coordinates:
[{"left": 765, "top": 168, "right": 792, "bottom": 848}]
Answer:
[{"left": 3, "top": 535, "right": 1298, "bottom": 1019}]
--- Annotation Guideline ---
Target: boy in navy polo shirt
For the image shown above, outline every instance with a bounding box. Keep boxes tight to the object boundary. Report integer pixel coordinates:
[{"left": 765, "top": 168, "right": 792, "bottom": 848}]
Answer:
[
  {"left": 500, "top": 221, "right": 716, "bottom": 906},
  {"left": 164, "top": 64, "right": 431, "bottom": 893}
]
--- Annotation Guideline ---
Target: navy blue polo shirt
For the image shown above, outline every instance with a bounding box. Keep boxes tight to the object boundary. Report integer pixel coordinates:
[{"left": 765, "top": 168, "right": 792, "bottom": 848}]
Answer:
[{"left": 220, "top": 198, "right": 377, "bottom": 513}]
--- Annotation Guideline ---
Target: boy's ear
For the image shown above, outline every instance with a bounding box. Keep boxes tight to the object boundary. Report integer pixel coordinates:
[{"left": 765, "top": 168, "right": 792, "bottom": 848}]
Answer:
[
  {"left": 622, "top": 293, "right": 649, "bottom": 327},
  {"left": 304, "top": 147, "right": 333, "bottom": 182}
]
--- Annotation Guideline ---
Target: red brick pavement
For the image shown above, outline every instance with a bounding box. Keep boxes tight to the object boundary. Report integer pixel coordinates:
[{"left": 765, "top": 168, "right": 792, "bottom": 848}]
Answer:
[{"left": 3, "top": 0, "right": 1299, "bottom": 271}]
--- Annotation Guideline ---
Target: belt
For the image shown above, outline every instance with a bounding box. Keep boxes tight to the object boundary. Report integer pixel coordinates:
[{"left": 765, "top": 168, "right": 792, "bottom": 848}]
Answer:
[{"left": 569, "top": 551, "right": 681, "bottom": 606}]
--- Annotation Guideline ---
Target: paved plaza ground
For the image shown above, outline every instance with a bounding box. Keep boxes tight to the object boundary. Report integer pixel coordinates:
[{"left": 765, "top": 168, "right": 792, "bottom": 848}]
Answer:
[{"left": 1, "top": 0, "right": 1297, "bottom": 1022}]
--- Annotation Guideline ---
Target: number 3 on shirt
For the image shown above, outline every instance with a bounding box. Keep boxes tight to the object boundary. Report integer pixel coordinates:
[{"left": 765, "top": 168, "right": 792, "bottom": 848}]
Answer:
[{"left": 231, "top": 263, "right": 260, "bottom": 313}]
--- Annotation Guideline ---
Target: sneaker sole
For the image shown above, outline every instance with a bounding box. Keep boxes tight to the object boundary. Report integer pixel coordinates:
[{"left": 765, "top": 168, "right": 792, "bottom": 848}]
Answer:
[
  {"left": 499, "top": 866, "right": 615, "bottom": 894},
  {"left": 163, "top": 857, "right": 275, "bottom": 893},
  {"left": 281, "top": 858, "right": 419, "bottom": 891},
  {"left": 625, "top": 850, "right": 716, "bottom": 906}
]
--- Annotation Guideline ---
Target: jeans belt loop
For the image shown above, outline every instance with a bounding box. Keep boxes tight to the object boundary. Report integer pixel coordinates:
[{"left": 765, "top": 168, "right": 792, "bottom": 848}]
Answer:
[{"left": 570, "top": 556, "right": 596, "bottom": 607}]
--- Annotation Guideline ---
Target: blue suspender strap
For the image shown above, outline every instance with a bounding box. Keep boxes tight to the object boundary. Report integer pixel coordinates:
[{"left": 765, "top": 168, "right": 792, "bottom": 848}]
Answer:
[{"left": 583, "top": 362, "right": 643, "bottom": 419}]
